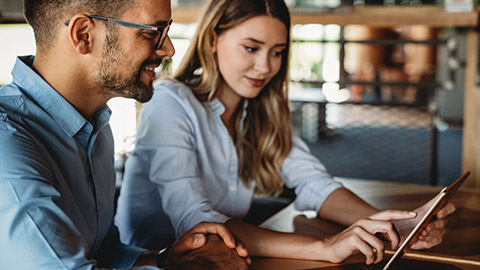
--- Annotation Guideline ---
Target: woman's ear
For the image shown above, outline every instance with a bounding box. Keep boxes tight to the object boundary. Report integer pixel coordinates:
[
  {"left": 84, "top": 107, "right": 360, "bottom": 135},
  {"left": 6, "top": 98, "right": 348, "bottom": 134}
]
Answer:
[
  {"left": 66, "top": 14, "right": 96, "bottom": 55},
  {"left": 211, "top": 31, "right": 218, "bottom": 54}
]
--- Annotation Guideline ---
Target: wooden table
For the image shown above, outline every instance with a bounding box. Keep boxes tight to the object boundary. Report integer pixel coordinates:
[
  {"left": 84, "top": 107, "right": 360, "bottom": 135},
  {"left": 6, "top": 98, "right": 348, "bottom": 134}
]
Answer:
[{"left": 251, "top": 177, "right": 480, "bottom": 269}]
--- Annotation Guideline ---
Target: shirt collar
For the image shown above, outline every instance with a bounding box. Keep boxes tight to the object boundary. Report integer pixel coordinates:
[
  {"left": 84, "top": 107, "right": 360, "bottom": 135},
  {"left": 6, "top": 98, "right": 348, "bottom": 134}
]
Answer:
[
  {"left": 209, "top": 97, "right": 249, "bottom": 114},
  {"left": 209, "top": 97, "right": 249, "bottom": 131},
  {"left": 11, "top": 55, "right": 111, "bottom": 137},
  {"left": 209, "top": 97, "right": 225, "bottom": 115}
]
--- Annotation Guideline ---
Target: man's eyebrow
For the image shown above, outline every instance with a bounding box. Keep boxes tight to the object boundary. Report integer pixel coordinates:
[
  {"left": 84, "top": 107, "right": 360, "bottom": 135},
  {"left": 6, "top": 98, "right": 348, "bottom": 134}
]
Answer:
[
  {"left": 150, "top": 20, "right": 170, "bottom": 27},
  {"left": 243, "top": 38, "right": 286, "bottom": 47}
]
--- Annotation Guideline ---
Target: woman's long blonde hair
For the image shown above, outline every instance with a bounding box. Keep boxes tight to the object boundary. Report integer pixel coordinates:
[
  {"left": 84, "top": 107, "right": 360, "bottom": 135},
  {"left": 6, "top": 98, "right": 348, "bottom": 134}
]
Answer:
[{"left": 173, "top": 0, "right": 292, "bottom": 196}]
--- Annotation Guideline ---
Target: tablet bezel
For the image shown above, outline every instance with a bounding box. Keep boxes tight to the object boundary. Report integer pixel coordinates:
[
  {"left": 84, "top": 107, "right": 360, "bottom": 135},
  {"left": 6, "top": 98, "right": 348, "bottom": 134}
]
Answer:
[{"left": 382, "top": 171, "right": 470, "bottom": 270}]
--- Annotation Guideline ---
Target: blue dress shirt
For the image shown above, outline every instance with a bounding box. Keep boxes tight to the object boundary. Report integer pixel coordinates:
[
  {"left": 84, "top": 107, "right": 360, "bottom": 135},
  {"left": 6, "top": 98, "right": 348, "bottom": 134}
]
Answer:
[
  {"left": 0, "top": 56, "right": 158, "bottom": 270},
  {"left": 115, "top": 80, "right": 343, "bottom": 249}
]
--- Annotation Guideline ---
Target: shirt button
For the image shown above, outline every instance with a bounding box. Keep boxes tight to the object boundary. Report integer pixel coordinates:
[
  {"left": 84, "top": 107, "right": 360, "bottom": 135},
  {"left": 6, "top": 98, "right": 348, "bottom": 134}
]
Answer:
[
  {"left": 229, "top": 185, "right": 236, "bottom": 191},
  {"left": 98, "top": 202, "right": 102, "bottom": 212}
]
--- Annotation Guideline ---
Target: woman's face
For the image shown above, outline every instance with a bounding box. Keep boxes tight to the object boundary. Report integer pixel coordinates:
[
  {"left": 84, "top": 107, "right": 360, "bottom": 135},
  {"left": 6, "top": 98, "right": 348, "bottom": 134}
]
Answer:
[{"left": 213, "top": 15, "right": 287, "bottom": 107}]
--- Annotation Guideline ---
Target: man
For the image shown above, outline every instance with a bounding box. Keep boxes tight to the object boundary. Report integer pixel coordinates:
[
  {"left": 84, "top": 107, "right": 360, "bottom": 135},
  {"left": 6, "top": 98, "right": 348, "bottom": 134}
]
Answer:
[{"left": 0, "top": 0, "right": 249, "bottom": 269}]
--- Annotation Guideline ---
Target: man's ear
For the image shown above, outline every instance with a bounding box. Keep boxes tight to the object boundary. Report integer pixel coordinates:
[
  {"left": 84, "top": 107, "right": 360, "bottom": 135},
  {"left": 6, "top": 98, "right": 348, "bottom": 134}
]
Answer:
[{"left": 66, "top": 14, "right": 97, "bottom": 54}]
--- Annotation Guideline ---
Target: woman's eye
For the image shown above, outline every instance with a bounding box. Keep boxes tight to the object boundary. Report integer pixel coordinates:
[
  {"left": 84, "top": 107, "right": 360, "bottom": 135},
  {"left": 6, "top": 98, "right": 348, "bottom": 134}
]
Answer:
[
  {"left": 244, "top": 46, "right": 258, "bottom": 53},
  {"left": 273, "top": 51, "right": 284, "bottom": 57}
]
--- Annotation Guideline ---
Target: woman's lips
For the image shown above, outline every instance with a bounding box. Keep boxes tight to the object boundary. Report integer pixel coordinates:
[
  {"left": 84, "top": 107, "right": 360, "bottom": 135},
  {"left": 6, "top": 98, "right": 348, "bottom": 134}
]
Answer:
[{"left": 246, "top": 77, "right": 265, "bottom": 87}]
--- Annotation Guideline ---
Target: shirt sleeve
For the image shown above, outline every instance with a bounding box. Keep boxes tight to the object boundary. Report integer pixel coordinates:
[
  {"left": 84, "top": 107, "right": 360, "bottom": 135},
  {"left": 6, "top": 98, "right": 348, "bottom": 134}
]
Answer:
[
  {"left": 0, "top": 113, "right": 158, "bottom": 269},
  {"left": 281, "top": 133, "right": 343, "bottom": 213},
  {"left": 94, "top": 222, "right": 149, "bottom": 268},
  {"left": 134, "top": 86, "right": 230, "bottom": 238}
]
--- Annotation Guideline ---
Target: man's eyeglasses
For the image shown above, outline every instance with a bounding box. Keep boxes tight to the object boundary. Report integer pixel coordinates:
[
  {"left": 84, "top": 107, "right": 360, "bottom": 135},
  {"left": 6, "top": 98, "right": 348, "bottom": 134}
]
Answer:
[{"left": 65, "top": 15, "right": 173, "bottom": 50}]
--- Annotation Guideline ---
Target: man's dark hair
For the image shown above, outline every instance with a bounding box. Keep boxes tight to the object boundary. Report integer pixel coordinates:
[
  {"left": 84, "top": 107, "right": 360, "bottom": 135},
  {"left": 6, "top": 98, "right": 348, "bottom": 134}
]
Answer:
[{"left": 23, "top": 0, "right": 134, "bottom": 52}]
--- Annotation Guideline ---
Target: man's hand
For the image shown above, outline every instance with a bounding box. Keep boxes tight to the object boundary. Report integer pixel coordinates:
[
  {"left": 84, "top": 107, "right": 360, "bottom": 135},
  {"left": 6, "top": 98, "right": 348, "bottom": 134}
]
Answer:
[
  {"left": 165, "top": 235, "right": 249, "bottom": 270},
  {"left": 393, "top": 194, "right": 456, "bottom": 250},
  {"left": 164, "top": 222, "right": 250, "bottom": 266}
]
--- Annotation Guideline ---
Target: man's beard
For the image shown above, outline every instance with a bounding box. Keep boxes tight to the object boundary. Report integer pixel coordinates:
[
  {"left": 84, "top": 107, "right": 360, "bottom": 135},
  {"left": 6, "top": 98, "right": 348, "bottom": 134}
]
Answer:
[{"left": 94, "top": 30, "right": 156, "bottom": 103}]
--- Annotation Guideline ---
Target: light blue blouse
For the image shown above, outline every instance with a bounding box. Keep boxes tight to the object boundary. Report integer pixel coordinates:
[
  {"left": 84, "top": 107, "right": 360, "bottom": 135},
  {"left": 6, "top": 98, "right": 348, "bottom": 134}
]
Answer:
[{"left": 115, "top": 80, "right": 342, "bottom": 249}]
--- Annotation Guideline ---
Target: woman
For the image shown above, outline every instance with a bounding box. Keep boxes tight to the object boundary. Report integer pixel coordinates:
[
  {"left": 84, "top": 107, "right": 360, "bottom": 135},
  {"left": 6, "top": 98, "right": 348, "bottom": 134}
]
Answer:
[{"left": 115, "top": 0, "right": 454, "bottom": 265}]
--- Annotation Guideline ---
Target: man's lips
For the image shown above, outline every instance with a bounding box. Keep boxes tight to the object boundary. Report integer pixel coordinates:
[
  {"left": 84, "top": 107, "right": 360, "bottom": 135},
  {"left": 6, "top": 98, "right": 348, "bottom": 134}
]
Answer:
[{"left": 142, "top": 65, "right": 158, "bottom": 80}]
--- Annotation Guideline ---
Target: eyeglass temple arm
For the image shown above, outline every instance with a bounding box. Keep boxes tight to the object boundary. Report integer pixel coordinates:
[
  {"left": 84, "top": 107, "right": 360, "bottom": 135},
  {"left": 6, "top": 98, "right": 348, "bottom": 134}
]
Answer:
[
  {"left": 64, "top": 15, "right": 169, "bottom": 31},
  {"left": 88, "top": 15, "right": 160, "bottom": 30}
]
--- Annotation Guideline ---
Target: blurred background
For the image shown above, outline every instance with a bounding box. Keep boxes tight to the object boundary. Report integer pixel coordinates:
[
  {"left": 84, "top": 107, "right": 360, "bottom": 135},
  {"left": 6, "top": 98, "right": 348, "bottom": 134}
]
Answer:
[{"left": 0, "top": 0, "right": 472, "bottom": 187}]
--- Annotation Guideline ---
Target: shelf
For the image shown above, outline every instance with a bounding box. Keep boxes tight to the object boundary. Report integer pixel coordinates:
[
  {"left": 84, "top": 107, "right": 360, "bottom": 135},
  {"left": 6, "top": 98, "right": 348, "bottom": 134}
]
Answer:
[{"left": 173, "top": 5, "right": 480, "bottom": 27}]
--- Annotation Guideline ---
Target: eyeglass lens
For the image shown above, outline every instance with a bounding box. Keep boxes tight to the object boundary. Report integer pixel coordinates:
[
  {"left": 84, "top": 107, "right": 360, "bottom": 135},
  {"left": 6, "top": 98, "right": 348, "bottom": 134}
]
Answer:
[{"left": 156, "top": 24, "right": 171, "bottom": 50}]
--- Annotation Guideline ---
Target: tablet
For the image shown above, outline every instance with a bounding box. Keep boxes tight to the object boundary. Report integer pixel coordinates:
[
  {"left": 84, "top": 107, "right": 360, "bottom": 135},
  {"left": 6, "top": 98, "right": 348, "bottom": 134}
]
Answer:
[{"left": 382, "top": 171, "right": 470, "bottom": 270}]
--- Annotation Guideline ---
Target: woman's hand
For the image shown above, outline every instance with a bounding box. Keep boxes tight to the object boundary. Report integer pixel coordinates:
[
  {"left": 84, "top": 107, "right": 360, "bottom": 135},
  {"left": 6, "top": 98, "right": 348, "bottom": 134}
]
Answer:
[
  {"left": 393, "top": 195, "right": 456, "bottom": 250},
  {"left": 322, "top": 210, "right": 416, "bottom": 265}
]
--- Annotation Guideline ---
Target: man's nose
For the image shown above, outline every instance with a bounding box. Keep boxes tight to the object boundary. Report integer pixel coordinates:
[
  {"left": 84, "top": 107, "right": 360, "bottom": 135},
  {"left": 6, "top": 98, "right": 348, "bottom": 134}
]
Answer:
[{"left": 155, "top": 36, "right": 175, "bottom": 58}]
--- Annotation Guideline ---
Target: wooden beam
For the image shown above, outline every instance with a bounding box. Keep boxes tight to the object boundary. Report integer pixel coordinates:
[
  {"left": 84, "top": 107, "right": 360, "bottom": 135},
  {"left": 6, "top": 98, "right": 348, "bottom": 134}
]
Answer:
[
  {"left": 290, "top": 5, "right": 479, "bottom": 27},
  {"left": 463, "top": 30, "right": 480, "bottom": 189},
  {"left": 173, "top": 5, "right": 480, "bottom": 27}
]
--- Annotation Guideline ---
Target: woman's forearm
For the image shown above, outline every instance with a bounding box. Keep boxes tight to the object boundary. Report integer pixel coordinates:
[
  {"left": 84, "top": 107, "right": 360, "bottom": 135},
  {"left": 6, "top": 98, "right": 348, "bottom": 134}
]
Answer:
[
  {"left": 225, "top": 219, "right": 326, "bottom": 260},
  {"left": 318, "top": 188, "right": 379, "bottom": 226}
]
